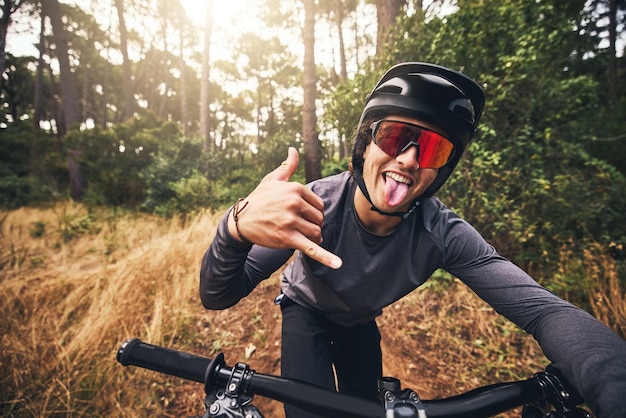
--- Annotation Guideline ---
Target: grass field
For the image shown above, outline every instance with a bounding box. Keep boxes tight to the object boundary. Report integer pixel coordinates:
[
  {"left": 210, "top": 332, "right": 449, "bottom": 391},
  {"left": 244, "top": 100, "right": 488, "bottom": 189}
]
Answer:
[{"left": 1, "top": 202, "right": 622, "bottom": 417}]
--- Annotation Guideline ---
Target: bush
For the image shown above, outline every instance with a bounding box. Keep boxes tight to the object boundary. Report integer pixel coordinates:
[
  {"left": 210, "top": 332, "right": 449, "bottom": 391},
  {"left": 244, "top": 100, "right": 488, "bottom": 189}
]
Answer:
[
  {"left": 55, "top": 204, "right": 100, "bottom": 242},
  {"left": 153, "top": 171, "right": 214, "bottom": 217},
  {"left": 212, "top": 167, "right": 263, "bottom": 207},
  {"left": 141, "top": 135, "right": 212, "bottom": 215},
  {"left": 0, "top": 175, "right": 53, "bottom": 209}
]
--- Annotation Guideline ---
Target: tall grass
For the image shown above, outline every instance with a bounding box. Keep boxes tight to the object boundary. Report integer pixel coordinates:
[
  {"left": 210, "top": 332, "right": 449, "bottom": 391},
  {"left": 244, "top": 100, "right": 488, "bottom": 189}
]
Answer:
[
  {"left": 1, "top": 202, "right": 623, "bottom": 417},
  {"left": 583, "top": 244, "right": 626, "bottom": 338},
  {"left": 1, "top": 203, "right": 219, "bottom": 416}
]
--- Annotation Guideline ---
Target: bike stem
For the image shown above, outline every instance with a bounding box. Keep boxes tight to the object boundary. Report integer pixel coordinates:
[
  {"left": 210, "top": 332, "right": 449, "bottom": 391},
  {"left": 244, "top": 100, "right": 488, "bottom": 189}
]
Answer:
[{"left": 378, "top": 376, "right": 427, "bottom": 418}]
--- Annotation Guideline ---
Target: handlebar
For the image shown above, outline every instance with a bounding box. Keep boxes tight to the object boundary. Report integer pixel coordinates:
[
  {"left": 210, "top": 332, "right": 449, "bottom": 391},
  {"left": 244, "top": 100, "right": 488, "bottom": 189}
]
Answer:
[
  {"left": 117, "top": 338, "right": 382, "bottom": 418},
  {"left": 117, "top": 338, "right": 589, "bottom": 418}
]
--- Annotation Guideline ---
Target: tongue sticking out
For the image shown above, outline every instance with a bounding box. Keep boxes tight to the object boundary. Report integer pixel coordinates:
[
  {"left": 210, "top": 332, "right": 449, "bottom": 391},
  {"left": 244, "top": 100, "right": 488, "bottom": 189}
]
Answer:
[{"left": 384, "top": 176, "right": 409, "bottom": 207}]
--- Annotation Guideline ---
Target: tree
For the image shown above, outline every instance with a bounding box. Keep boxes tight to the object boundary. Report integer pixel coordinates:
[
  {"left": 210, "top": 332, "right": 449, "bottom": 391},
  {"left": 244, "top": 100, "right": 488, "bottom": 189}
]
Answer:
[
  {"left": 374, "top": 0, "right": 405, "bottom": 54},
  {"left": 559, "top": 0, "right": 626, "bottom": 175},
  {"left": 0, "top": 0, "right": 26, "bottom": 96},
  {"left": 200, "top": 0, "right": 214, "bottom": 149},
  {"left": 171, "top": 1, "right": 190, "bottom": 136},
  {"left": 41, "top": 0, "right": 79, "bottom": 135},
  {"left": 41, "top": 0, "right": 85, "bottom": 200},
  {"left": 33, "top": 4, "right": 44, "bottom": 129},
  {"left": 114, "top": 0, "right": 134, "bottom": 120},
  {"left": 302, "top": 0, "right": 321, "bottom": 181},
  {"left": 318, "top": 0, "right": 358, "bottom": 83},
  {"left": 328, "top": 0, "right": 626, "bottom": 298},
  {"left": 316, "top": 0, "right": 360, "bottom": 160}
]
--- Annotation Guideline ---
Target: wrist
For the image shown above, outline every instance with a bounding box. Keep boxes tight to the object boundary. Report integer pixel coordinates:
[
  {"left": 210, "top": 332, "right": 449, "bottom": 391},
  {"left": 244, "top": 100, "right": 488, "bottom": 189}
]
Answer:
[{"left": 229, "top": 198, "right": 252, "bottom": 245}]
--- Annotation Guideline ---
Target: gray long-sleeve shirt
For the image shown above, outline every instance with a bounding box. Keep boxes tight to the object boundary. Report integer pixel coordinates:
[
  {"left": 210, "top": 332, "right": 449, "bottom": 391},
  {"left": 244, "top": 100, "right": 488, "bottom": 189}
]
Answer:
[{"left": 200, "top": 171, "right": 626, "bottom": 418}]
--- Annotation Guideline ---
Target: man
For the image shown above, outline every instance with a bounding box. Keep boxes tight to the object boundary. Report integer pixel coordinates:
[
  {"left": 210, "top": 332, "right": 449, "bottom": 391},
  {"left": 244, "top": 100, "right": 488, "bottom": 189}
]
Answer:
[{"left": 200, "top": 62, "right": 626, "bottom": 418}]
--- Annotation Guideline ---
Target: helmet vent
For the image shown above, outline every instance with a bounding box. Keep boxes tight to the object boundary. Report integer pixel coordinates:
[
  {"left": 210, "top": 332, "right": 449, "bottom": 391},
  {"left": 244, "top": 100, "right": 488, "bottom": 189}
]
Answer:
[
  {"left": 377, "top": 84, "right": 403, "bottom": 94},
  {"left": 453, "top": 104, "right": 473, "bottom": 123}
]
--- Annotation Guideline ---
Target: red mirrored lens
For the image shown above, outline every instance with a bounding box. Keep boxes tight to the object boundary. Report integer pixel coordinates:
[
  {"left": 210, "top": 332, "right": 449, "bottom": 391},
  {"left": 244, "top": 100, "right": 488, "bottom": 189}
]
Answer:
[{"left": 371, "top": 120, "right": 453, "bottom": 168}]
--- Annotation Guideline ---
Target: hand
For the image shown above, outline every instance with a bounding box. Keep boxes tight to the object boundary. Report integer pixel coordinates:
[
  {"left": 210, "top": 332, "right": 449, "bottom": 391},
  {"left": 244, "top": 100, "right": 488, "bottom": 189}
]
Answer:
[{"left": 228, "top": 147, "right": 343, "bottom": 269}]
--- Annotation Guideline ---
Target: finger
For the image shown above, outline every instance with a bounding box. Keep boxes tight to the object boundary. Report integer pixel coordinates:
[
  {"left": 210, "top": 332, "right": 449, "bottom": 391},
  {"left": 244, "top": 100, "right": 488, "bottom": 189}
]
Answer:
[
  {"left": 299, "top": 201, "right": 324, "bottom": 227},
  {"left": 300, "top": 186, "right": 325, "bottom": 213},
  {"left": 293, "top": 235, "right": 342, "bottom": 270},
  {"left": 263, "top": 147, "right": 299, "bottom": 183},
  {"left": 293, "top": 216, "right": 323, "bottom": 244}
]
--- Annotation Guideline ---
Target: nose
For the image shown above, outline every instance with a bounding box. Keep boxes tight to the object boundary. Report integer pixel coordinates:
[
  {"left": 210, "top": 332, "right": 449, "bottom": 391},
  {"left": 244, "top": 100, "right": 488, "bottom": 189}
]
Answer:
[{"left": 396, "top": 143, "right": 420, "bottom": 169}]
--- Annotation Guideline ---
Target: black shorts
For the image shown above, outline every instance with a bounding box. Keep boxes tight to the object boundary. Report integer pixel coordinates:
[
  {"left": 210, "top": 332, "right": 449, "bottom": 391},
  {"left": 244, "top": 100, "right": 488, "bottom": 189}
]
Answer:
[{"left": 277, "top": 295, "right": 382, "bottom": 418}]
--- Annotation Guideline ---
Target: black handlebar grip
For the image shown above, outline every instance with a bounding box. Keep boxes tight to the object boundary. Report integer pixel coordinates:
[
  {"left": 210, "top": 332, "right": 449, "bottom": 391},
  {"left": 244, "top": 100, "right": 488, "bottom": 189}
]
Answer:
[{"left": 116, "top": 338, "right": 211, "bottom": 383}]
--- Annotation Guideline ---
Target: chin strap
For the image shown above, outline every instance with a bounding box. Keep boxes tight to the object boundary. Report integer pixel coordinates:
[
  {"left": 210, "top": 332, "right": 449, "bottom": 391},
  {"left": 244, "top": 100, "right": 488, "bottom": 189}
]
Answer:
[{"left": 353, "top": 169, "right": 421, "bottom": 220}]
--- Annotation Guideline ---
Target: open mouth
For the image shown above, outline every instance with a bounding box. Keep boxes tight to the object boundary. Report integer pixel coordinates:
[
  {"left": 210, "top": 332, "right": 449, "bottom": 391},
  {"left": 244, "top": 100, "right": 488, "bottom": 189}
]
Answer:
[
  {"left": 383, "top": 172, "right": 412, "bottom": 206},
  {"left": 384, "top": 172, "right": 413, "bottom": 187}
]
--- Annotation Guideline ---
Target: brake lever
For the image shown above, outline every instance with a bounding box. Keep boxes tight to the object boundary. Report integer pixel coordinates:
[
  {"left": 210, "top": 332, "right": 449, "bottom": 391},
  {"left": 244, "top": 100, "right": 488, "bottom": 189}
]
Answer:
[{"left": 202, "top": 355, "right": 263, "bottom": 418}]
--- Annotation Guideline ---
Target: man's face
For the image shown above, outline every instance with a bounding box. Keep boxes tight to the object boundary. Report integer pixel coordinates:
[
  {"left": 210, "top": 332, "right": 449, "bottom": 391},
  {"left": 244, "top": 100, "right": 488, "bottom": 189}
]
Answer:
[{"left": 361, "top": 115, "right": 443, "bottom": 213}]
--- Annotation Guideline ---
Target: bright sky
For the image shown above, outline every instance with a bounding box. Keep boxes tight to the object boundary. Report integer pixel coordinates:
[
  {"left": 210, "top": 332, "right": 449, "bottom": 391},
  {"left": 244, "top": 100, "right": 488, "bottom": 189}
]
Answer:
[
  {"left": 177, "top": 0, "right": 374, "bottom": 76},
  {"left": 5, "top": 0, "right": 375, "bottom": 79},
  {"left": 5, "top": 11, "right": 39, "bottom": 57}
]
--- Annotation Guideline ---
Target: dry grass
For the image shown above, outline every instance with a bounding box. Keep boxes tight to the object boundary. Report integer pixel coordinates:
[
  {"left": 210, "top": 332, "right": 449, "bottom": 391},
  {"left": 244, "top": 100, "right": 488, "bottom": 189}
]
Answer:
[
  {"left": 584, "top": 244, "right": 626, "bottom": 338},
  {"left": 1, "top": 202, "right": 622, "bottom": 417},
  {"left": 1, "top": 203, "right": 217, "bottom": 417}
]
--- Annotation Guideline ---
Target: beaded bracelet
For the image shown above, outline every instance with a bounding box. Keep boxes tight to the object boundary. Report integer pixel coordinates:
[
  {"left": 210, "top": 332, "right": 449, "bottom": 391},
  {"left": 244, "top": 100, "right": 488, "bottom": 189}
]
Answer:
[{"left": 232, "top": 198, "right": 251, "bottom": 244}]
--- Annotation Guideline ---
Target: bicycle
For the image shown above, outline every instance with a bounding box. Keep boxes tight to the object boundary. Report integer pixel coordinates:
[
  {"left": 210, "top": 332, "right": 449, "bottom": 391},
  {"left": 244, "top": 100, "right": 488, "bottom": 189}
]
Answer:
[{"left": 116, "top": 337, "right": 591, "bottom": 418}]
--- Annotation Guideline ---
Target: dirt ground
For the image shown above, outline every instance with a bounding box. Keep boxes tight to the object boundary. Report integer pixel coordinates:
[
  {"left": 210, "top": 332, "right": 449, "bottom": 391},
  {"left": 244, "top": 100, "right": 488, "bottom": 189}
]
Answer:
[
  {"left": 167, "top": 273, "right": 546, "bottom": 418},
  {"left": 0, "top": 207, "right": 551, "bottom": 417}
]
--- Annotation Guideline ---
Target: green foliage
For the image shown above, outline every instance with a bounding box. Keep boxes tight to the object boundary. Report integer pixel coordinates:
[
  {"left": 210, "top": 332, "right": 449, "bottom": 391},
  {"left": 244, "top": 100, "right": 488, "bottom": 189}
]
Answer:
[
  {"left": 0, "top": 121, "right": 60, "bottom": 207},
  {"left": 582, "top": 102, "right": 626, "bottom": 176},
  {"left": 325, "top": 0, "right": 626, "bottom": 303},
  {"left": 323, "top": 70, "right": 382, "bottom": 145},
  {"left": 257, "top": 131, "right": 300, "bottom": 174},
  {"left": 213, "top": 167, "right": 264, "bottom": 206},
  {"left": 152, "top": 170, "right": 213, "bottom": 217},
  {"left": 140, "top": 128, "right": 216, "bottom": 215},
  {"left": 0, "top": 121, "right": 32, "bottom": 178},
  {"left": 322, "top": 157, "right": 350, "bottom": 177},
  {"left": 1, "top": 0, "right": 624, "bottom": 309},
  {"left": 29, "top": 221, "right": 46, "bottom": 238},
  {"left": 1, "top": 54, "right": 37, "bottom": 125},
  {"left": 55, "top": 204, "right": 100, "bottom": 243},
  {"left": 0, "top": 175, "right": 51, "bottom": 209},
  {"left": 65, "top": 113, "right": 176, "bottom": 208}
]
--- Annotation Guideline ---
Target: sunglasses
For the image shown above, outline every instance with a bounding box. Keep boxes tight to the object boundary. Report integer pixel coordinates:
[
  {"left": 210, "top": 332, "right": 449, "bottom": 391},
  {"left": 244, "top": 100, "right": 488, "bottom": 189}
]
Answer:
[{"left": 369, "top": 120, "right": 454, "bottom": 169}]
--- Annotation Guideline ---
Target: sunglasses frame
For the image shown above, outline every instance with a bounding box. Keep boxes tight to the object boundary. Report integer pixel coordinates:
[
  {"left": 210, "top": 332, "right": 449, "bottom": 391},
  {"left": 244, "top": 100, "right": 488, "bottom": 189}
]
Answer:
[{"left": 369, "top": 119, "right": 454, "bottom": 169}]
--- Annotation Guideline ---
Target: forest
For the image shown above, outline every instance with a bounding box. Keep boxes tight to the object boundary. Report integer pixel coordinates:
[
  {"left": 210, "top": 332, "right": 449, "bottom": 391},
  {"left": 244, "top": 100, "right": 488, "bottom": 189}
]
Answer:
[
  {"left": 0, "top": 0, "right": 625, "bottom": 416},
  {"left": 1, "top": 0, "right": 625, "bottom": 289}
]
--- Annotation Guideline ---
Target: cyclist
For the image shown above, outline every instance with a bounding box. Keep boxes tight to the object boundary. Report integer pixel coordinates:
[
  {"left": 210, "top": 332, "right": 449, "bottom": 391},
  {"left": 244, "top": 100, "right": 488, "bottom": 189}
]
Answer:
[{"left": 200, "top": 62, "right": 626, "bottom": 418}]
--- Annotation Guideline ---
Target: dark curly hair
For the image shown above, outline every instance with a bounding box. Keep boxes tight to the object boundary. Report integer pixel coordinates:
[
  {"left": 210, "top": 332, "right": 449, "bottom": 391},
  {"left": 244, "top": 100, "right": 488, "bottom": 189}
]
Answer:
[{"left": 347, "top": 114, "right": 384, "bottom": 175}]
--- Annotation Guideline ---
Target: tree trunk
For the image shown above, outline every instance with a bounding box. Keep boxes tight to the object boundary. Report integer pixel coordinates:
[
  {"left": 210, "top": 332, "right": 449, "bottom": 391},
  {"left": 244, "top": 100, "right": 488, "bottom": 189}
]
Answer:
[
  {"left": 335, "top": 0, "right": 348, "bottom": 81},
  {"left": 33, "top": 5, "right": 45, "bottom": 128},
  {"left": 31, "top": 6, "right": 45, "bottom": 175},
  {"left": 43, "top": 0, "right": 80, "bottom": 132},
  {"left": 302, "top": 0, "right": 321, "bottom": 182},
  {"left": 607, "top": 0, "right": 618, "bottom": 105},
  {"left": 43, "top": 0, "right": 84, "bottom": 200},
  {"left": 0, "top": 0, "right": 15, "bottom": 96},
  {"left": 375, "top": 0, "right": 405, "bottom": 54},
  {"left": 114, "top": 0, "right": 134, "bottom": 120},
  {"left": 200, "top": 0, "right": 214, "bottom": 151},
  {"left": 179, "top": 30, "right": 188, "bottom": 136},
  {"left": 334, "top": 0, "right": 352, "bottom": 160}
]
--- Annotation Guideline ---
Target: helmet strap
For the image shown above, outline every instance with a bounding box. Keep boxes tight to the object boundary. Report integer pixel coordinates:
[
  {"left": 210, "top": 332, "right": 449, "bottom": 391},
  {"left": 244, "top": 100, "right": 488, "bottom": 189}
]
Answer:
[{"left": 353, "top": 168, "right": 420, "bottom": 220}]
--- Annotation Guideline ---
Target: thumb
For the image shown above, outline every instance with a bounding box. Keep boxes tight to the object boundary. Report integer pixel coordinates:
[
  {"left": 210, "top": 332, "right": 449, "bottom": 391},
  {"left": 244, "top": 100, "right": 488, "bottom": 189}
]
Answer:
[{"left": 263, "top": 147, "right": 299, "bottom": 182}]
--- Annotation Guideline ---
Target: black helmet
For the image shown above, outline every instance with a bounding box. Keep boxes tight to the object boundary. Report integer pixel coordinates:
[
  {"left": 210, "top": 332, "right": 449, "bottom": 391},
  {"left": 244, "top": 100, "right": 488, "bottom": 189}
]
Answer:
[{"left": 351, "top": 62, "right": 485, "bottom": 218}]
